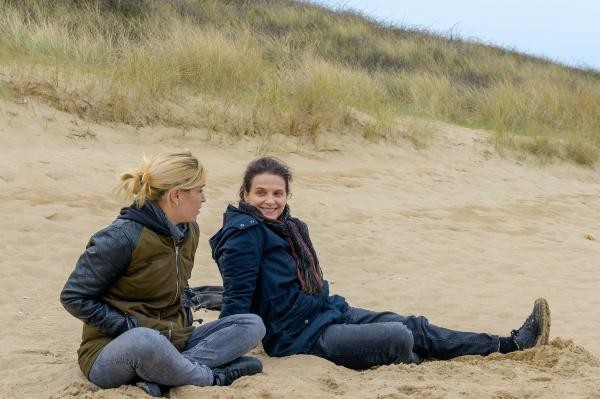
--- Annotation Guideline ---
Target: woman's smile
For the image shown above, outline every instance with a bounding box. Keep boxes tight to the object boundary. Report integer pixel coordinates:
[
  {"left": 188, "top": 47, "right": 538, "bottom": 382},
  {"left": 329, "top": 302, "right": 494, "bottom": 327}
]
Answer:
[{"left": 244, "top": 173, "right": 287, "bottom": 220}]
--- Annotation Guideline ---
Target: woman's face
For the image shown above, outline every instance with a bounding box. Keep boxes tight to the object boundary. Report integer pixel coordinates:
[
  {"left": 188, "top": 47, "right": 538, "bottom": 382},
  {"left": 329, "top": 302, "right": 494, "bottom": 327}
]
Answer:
[
  {"left": 175, "top": 184, "right": 206, "bottom": 223},
  {"left": 244, "top": 173, "right": 287, "bottom": 220}
]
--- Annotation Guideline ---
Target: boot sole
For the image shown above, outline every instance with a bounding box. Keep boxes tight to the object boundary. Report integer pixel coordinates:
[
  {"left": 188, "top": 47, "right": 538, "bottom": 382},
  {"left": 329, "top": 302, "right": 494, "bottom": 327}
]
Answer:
[
  {"left": 533, "top": 297, "right": 551, "bottom": 346},
  {"left": 135, "top": 381, "right": 163, "bottom": 397}
]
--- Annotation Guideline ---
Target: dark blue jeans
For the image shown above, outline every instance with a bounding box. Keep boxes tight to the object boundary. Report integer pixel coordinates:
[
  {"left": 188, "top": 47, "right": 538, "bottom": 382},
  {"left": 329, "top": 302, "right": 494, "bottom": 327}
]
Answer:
[{"left": 310, "top": 307, "right": 499, "bottom": 369}]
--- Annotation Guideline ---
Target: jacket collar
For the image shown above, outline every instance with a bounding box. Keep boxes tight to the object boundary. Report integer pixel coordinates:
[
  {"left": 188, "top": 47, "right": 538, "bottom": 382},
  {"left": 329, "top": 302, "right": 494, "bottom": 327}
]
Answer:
[{"left": 118, "top": 200, "right": 188, "bottom": 244}]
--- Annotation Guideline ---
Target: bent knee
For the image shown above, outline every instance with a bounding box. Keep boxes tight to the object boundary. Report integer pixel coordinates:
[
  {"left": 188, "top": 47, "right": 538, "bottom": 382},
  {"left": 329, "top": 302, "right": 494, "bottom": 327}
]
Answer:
[
  {"left": 245, "top": 314, "right": 266, "bottom": 341},
  {"left": 219, "top": 313, "right": 265, "bottom": 339},
  {"left": 123, "top": 327, "right": 166, "bottom": 352}
]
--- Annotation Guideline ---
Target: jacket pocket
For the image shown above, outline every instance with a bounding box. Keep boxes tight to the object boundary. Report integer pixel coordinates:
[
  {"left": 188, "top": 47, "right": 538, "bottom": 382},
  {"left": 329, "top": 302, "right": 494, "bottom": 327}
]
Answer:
[{"left": 271, "top": 295, "right": 319, "bottom": 337}]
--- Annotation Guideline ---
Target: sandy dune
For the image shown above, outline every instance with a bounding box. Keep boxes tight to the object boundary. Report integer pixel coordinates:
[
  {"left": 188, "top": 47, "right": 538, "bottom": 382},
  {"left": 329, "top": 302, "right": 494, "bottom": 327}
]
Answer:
[{"left": 1, "top": 98, "right": 599, "bottom": 398}]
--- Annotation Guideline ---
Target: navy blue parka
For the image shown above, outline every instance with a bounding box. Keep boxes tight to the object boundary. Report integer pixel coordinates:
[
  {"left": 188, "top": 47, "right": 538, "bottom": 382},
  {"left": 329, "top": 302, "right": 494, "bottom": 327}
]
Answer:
[{"left": 209, "top": 204, "right": 348, "bottom": 356}]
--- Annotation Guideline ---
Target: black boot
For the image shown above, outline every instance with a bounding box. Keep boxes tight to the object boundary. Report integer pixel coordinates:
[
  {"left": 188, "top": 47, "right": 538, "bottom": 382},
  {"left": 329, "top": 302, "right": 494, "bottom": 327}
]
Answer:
[
  {"left": 212, "top": 356, "right": 263, "bottom": 386},
  {"left": 510, "top": 297, "right": 551, "bottom": 350},
  {"left": 135, "top": 380, "right": 165, "bottom": 397}
]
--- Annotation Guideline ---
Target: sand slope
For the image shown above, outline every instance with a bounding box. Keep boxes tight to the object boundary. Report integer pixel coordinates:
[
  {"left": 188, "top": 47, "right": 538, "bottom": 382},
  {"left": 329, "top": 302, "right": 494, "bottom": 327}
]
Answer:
[{"left": 1, "top": 98, "right": 599, "bottom": 398}]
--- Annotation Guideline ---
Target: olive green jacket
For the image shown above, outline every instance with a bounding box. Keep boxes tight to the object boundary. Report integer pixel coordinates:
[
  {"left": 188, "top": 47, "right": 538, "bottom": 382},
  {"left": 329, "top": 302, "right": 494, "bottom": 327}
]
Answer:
[{"left": 61, "top": 202, "right": 199, "bottom": 377}]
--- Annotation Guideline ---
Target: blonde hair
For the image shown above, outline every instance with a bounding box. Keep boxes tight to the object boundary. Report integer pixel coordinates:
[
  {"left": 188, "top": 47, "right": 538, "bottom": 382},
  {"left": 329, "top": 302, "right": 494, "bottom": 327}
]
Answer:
[{"left": 116, "top": 151, "right": 205, "bottom": 207}]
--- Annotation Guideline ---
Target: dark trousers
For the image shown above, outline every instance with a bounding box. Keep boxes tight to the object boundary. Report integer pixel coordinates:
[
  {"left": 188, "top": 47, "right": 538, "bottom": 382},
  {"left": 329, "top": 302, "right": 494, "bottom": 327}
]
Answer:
[{"left": 309, "top": 307, "right": 499, "bottom": 369}]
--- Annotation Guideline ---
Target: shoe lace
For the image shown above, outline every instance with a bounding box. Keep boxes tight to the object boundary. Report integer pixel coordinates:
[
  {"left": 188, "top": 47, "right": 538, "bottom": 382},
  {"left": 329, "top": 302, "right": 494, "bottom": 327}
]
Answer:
[
  {"left": 215, "top": 367, "right": 242, "bottom": 385},
  {"left": 510, "top": 313, "right": 537, "bottom": 350}
]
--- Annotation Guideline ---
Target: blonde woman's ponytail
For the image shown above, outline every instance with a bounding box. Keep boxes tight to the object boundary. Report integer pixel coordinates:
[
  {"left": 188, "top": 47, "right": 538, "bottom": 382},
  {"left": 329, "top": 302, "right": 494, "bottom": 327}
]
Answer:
[{"left": 116, "top": 151, "right": 205, "bottom": 207}]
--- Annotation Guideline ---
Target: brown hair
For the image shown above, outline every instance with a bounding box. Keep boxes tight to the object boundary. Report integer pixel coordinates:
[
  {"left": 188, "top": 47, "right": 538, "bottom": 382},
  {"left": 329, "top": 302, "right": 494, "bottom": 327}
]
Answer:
[{"left": 239, "top": 157, "right": 292, "bottom": 200}]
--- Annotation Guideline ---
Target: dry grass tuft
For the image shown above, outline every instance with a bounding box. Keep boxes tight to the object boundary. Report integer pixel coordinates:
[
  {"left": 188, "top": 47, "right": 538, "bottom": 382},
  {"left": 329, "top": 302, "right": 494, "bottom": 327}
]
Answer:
[{"left": 1, "top": 0, "right": 599, "bottom": 164}]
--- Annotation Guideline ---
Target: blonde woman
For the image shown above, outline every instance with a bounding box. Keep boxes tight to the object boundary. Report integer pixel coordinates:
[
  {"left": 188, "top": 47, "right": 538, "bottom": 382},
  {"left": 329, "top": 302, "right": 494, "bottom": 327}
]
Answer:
[{"left": 61, "top": 152, "right": 265, "bottom": 397}]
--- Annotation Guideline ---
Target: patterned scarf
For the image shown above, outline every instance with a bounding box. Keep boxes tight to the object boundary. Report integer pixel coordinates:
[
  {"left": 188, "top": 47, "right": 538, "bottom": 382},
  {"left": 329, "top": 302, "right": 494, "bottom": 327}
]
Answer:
[{"left": 239, "top": 201, "right": 324, "bottom": 296}]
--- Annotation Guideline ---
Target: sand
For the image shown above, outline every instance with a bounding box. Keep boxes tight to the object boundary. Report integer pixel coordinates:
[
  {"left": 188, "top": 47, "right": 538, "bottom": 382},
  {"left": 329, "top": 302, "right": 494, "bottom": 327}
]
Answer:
[{"left": 1, "top": 97, "right": 599, "bottom": 399}]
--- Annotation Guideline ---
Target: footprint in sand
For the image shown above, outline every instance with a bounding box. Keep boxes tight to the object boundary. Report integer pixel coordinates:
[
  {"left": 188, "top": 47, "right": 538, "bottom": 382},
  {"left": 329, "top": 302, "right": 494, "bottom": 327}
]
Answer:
[
  {"left": 45, "top": 171, "right": 70, "bottom": 181},
  {"left": 44, "top": 212, "right": 74, "bottom": 222},
  {"left": 0, "top": 173, "right": 15, "bottom": 183},
  {"left": 50, "top": 381, "right": 99, "bottom": 399},
  {"left": 319, "top": 376, "right": 346, "bottom": 395},
  {"left": 397, "top": 384, "right": 429, "bottom": 395}
]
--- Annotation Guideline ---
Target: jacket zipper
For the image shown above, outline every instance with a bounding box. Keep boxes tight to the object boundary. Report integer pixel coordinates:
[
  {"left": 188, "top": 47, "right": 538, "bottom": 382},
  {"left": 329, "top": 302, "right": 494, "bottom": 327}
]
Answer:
[
  {"left": 125, "top": 313, "right": 133, "bottom": 330},
  {"left": 171, "top": 242, "right": 180, "bottom": 305}
]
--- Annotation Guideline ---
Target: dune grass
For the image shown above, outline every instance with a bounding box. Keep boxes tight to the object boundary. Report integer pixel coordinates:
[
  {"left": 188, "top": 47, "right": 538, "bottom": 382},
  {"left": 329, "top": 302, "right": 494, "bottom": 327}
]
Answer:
[{"left": 1, "top": 0, "right": 599, "bottom": 164}]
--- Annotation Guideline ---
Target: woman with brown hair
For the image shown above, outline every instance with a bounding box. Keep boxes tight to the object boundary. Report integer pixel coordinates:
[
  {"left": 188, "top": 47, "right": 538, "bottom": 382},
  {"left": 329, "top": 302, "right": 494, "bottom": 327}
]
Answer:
[{"left": 210, "top": 156, "right": 550, "bottom": 369}]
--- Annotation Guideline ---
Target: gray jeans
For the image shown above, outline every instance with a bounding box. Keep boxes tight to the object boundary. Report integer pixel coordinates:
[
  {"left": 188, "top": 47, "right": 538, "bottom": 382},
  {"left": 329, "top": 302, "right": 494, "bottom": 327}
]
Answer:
[
  {"left": 311, "top": 307, "right": 499, "bottom": 369},
  {"left": 88, "top": 313, "right": 265, "bottom": 388}
]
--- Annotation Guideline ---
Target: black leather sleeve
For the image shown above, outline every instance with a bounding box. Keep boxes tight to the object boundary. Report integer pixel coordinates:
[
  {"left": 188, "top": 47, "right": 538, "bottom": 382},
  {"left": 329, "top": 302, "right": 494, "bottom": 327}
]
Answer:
[{"left": 60, "top": 223, "right": 139, "bottom": 337}]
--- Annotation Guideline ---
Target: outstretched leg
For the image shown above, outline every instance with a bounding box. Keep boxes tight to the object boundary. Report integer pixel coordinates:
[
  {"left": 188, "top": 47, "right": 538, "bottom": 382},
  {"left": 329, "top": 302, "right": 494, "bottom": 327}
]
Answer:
[
  {"left": 337, "top": 307, "right": 500, "bottom": 361},
  {"left": 338, "top": 298, "right": 551, "bottom": 362},
  {"left": 310, "top": 307, "right": 426, "bottom": 369},
  {"left": 311, "top": 318, "right": 418, "bottom": 369}
]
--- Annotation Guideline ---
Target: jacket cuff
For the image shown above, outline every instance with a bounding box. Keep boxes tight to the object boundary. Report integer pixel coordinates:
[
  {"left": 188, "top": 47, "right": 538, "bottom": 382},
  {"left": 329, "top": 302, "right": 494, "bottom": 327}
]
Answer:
[{"left": 112, "top": 314, "right": 139, "bottom": 337}]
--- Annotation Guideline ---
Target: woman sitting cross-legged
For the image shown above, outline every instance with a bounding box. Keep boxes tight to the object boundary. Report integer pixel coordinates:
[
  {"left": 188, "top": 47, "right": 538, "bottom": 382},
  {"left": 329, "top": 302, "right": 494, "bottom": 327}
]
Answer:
[
  {"left": 60, "top": 152, "right": 265, "bottom": 397},
  {"left": 209, "top": 156, "right": 551, "bottom": 369}
]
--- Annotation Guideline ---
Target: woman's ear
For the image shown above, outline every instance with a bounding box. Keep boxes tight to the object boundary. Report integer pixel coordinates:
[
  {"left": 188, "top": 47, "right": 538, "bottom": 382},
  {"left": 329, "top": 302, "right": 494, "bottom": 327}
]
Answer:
[
  {"left": 242, "top": 191, "right": 249, "bottom": 202},
  {"left": 168, "top": 187, "right": 182, "bottom": 206}
]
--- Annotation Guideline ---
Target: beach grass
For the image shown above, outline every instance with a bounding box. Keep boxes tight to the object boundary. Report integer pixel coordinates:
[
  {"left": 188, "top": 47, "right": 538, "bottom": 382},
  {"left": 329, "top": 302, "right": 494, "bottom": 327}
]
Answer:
[{"left": 1, "top": 0, "right": 599, "bottom": 164}]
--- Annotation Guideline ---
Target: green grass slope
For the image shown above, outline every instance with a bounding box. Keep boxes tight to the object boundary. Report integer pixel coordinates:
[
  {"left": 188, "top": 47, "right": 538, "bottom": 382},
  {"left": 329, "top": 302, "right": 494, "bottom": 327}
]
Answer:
[{"left": 1, "top": 0, "right": 599, "bottom": 164}]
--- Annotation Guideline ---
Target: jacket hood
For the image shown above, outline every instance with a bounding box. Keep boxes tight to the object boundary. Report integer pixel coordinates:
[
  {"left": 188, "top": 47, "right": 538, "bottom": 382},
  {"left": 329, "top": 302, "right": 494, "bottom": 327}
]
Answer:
[
  {"left": 118, "top": 200, "right": 188, "bottom": 243},
  {"left": 223, "top": 203, "right": 251, "bottom": 221},
  {"left": 209, "top": 204, "right": 258, "bottom": 258}
]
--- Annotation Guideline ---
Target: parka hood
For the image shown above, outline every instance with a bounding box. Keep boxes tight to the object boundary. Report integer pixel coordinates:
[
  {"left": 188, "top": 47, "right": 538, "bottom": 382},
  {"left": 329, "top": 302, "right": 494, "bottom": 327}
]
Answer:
[
  {"left": 118, "top": 200, "right": 189, "bottom": 244},
  {"left": 209, "top": 204, "right": 259, "bottom": 259}
]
